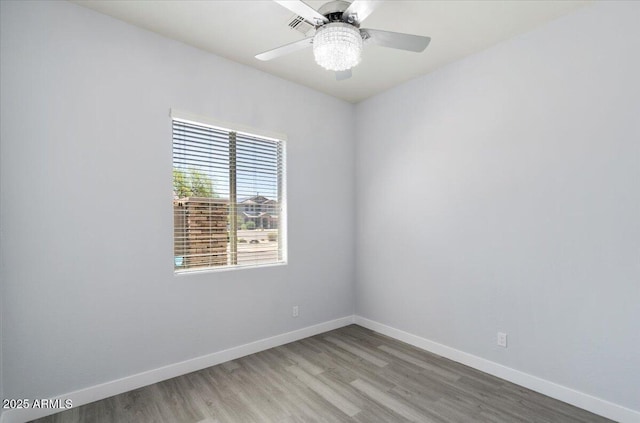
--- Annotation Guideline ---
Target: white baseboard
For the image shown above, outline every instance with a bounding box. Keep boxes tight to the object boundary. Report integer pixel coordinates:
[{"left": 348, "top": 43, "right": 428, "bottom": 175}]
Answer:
[
  {"left": 353, "top": 315, "right": 639, "bottom": 423},
  {"left": 0, "top": 315, "right": 356, "bottom": 423}
]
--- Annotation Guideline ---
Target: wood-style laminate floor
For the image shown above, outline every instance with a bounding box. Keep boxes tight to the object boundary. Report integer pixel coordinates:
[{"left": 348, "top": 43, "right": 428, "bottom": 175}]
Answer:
[{"left": 32, "top": 325, "right": 613, "bottom": 423}]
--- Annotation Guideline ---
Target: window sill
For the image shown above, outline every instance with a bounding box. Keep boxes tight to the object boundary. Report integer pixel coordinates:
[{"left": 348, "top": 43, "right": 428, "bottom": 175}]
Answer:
[{"left": 174, "top": 260, "right": 288, "bottom": 276}]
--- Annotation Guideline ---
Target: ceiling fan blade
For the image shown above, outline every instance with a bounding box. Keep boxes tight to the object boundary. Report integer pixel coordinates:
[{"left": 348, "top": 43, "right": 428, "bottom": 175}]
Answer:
[
  {"left": 361, "top": 29, "right": 431, "bottom": 52},
  {"left": 335, "top": 69, "right": 352, "bottom": 81},
  {"left": 255, "top": 37, "right": 313, "bottom": 61},
  {"left": 274, "top": 0, "right": 328, "bottom": 25},
  {"left": 342, "top": 0, "right": 382, "bottom": 24}
]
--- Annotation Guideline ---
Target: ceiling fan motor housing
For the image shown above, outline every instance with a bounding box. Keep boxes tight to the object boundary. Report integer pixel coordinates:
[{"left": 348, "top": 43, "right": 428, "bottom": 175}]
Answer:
[{"left": 318, "top": 0, "right": 358, "bottom": 26}]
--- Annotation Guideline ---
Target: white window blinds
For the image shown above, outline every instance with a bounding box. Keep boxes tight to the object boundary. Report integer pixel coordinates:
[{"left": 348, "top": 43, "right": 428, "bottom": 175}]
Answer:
[{"left": 172, "top": 117, "right": 286, "bottom": 273}]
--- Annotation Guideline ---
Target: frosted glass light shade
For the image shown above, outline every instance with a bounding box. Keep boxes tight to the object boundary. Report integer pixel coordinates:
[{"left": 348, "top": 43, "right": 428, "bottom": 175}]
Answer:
[{"left": 313, "top": 23, "right": 363, "bottom": 71}]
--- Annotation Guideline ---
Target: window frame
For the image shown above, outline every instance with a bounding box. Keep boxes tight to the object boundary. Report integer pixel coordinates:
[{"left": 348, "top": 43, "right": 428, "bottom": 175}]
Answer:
[{"left": 171, "top": 109, "right": 288, "bottom": 275}]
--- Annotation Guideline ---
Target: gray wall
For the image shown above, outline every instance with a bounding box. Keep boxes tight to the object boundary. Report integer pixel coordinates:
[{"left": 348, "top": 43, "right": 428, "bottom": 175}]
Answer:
[
  {"left": 0, "top": 1, "right": 355, "bottom": 400},
  {"left": 355, "top": 0, "right": 639, "bottom": 412}
]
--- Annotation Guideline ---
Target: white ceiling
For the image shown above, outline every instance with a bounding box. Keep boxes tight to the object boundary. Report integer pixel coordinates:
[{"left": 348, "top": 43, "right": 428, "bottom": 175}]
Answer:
[{"left": 73, "top": 0, "right": 591, "bottom": 103}]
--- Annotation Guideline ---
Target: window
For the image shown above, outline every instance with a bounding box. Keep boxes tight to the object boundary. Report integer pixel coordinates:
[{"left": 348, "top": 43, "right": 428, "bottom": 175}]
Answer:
[{"left": 172, "top": 111, "right": 286, "bottom": 273}]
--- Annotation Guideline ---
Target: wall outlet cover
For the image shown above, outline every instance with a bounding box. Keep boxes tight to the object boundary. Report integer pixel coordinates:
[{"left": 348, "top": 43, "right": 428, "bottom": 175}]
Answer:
[{"left": 497, "top": 332, "right": 507, "bottom": 347}]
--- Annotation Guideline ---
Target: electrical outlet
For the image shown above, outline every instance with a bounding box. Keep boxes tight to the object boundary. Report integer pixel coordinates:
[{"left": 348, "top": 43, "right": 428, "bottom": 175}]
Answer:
[
  {"left": 292, "top": 305, "right": 299, "bottom": 317},
  {"left": 497, "top": 332, "right": 507, "bottom": 348}
]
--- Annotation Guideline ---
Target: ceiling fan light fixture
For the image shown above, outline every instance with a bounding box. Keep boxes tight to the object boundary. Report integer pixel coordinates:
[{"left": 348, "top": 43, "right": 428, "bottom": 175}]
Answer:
[{"left": 313, "top": 22, "right": 363, "bottom": 71}]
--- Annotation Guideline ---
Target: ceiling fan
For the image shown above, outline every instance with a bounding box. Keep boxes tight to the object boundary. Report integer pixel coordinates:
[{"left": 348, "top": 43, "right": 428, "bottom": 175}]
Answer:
[{"left": 256, "top": 0, "right": 431, "bottom": 81}]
